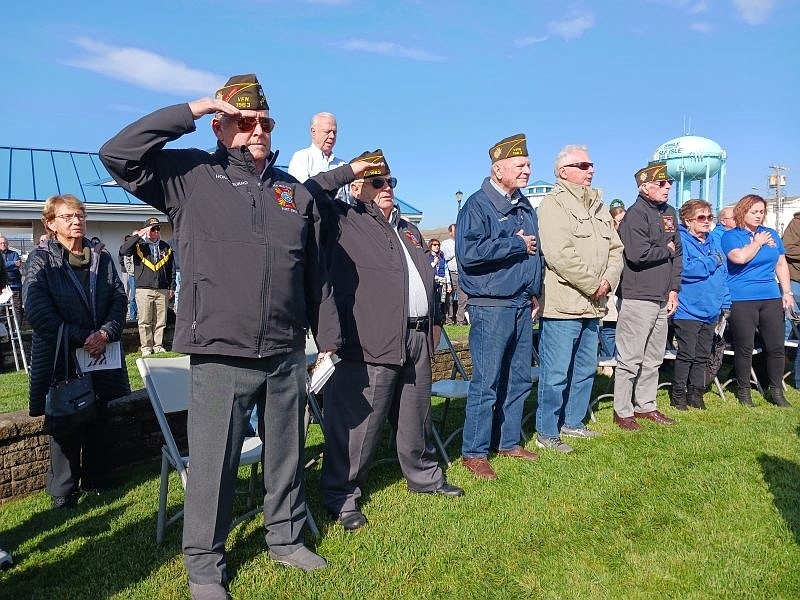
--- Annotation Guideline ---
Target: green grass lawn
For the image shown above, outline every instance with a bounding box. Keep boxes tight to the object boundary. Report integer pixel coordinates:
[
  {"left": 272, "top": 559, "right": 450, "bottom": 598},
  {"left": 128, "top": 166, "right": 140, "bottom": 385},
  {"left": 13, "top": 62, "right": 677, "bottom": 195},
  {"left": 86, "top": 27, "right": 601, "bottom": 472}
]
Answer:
[{"left": 2, "top": 335, "right": 800, "bottom": 598}]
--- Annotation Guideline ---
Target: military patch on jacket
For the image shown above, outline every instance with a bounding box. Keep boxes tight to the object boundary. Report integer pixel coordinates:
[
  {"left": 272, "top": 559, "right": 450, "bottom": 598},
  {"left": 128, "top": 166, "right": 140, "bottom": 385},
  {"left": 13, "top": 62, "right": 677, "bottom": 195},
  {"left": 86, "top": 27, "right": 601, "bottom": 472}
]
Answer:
[
  {"left": 404, "top": 230, "right": 423, "bottom": 248},
  {"left": 662, "top": 215, "right": 675, "bottom": 232},
  {"left": 274, "top": 185, "right": 298, "bottom": 213}
]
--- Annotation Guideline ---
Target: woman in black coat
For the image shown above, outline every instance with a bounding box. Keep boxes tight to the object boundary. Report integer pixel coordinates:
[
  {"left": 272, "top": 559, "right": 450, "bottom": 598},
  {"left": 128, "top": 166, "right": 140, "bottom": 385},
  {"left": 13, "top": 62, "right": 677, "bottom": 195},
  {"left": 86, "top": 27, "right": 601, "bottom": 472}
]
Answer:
[{"left": 23, "top": 194, "right": 129, "bottom": 508}]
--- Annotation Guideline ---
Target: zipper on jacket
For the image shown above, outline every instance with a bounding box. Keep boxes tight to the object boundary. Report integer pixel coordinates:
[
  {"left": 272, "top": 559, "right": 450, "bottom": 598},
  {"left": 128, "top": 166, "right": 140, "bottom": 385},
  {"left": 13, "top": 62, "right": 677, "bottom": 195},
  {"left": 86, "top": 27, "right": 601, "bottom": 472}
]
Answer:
[
  {"left": 191, "top": 282, "right": 198, "bottom": 343},
  {"left": 255, "top": 179, "right": 270, "bottom": 355}
]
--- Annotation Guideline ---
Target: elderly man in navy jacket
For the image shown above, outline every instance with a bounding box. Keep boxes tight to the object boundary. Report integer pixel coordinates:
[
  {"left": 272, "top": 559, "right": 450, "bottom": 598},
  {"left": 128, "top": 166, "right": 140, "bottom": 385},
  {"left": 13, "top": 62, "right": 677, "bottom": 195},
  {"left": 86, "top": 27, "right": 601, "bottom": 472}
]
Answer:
[{"left": 456, "top": 134, "right": 544, "bottom": 480}]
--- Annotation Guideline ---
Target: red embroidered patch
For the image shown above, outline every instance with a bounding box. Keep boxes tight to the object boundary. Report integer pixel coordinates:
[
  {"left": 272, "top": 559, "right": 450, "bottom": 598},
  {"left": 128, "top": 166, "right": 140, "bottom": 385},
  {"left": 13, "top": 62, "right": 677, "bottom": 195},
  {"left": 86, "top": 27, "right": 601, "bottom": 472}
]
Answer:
[
  {"left": 405, "top": 230, "right": 423, "bottom": 248},
  {"left": 662, "top": 215, "right": 675, "bottom": 232},
  {"left": 274, "top": 185, "right": 297, "bottom": 211}
]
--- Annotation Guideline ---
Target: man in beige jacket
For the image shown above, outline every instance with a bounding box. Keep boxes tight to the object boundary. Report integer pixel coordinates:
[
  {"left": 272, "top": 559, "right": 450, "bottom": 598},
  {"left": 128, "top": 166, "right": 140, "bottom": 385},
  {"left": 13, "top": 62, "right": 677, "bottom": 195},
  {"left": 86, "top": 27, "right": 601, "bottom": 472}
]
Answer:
[{"left": 535, "top": 145, "right": 623, "bottom": 452}]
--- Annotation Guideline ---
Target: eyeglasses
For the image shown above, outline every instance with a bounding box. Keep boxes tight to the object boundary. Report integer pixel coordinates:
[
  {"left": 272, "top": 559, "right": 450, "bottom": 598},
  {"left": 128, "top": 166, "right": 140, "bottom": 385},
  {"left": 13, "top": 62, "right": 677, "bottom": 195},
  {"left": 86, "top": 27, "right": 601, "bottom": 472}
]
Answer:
[
  {"left": 431, "top": 243, "right": 440, "bottom": 247},
  {"left": 53, "top": 213, "right": 86, "bottom": 222},
  {"left": 368, "top": 177, "right": 397, "bottom": 190},
  {"left": 689, "top": 214, "right": 712, "bottom": 223},
  {"left": 233, "top": 116, "right": 276, "bottom": 133},
  {"left": 564, "top": 162, "right": 594, "bottom": 170},
  {"left": 150, "top": 226, "right": 161, "bottom": 232}
]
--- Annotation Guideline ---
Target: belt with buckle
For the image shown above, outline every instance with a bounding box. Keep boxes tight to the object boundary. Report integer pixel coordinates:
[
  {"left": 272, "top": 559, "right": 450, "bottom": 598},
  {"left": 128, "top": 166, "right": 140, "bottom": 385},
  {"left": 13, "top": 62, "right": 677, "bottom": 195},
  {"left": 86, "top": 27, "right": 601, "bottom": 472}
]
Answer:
[{"left": 407, "top": 317, "right": 429, "bottom": 331}]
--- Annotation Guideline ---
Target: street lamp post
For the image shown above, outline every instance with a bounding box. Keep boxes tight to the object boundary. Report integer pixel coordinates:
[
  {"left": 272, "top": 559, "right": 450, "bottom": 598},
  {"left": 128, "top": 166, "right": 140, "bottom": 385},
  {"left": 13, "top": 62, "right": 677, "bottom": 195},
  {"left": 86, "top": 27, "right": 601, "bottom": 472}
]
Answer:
[{"left": 455, "top": 190, "right": 463, "bottom": 212}]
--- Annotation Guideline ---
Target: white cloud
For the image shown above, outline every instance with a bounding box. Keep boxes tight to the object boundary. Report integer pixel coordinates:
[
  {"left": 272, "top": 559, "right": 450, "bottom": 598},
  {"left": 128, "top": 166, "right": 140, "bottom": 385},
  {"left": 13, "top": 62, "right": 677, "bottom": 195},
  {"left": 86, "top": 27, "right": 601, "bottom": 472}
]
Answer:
[
  {"left": 514, "top": 35, "right": 550, "bottom": 48},
  {"left": 335, "top": 39, "right": 446, "bottom": 62},
  {"left": 732, "top": 0, "right": 775, "bottom": 24},
  {"left": 548, "top": 9, "right": 596, "bottom": 41},
  {"left": 651, "top": 0, "right": 709, "bottom": 14},
  {"left": 689, "top": 21, "right": 714, "bottom": 32},
  {"left": 67, "top": 38, "right": 224, "bottom": 95}
]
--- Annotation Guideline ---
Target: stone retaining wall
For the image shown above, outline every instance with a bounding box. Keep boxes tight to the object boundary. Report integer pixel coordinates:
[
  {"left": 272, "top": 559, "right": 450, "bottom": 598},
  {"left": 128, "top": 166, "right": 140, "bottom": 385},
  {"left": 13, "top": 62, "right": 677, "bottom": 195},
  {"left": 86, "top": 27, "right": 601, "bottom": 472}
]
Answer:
[{"left": 0, "top": 339, "right": 471, "bottom": 503}]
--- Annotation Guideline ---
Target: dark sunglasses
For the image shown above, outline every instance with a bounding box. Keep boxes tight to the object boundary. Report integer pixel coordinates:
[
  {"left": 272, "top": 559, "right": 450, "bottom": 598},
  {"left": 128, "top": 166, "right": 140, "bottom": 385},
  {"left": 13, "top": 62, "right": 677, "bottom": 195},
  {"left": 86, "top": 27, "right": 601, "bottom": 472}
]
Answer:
[
  {"left": 653, "top": 179, "right": 674, "bottom": 188},
  {"left": 234, "top": 116, "right": 276, "bottom": 133},
  {"left": 689, "top": 214, "right": 712, "bottom": 223},
  {"left": 368, "top": 176, "right": 397, "bottom": 190},
  {"left": 564, "top": 162, "right": 594, "bottom": 170},
  {"left": 150, "top": 226, "right": 161, "bottom": 232}
]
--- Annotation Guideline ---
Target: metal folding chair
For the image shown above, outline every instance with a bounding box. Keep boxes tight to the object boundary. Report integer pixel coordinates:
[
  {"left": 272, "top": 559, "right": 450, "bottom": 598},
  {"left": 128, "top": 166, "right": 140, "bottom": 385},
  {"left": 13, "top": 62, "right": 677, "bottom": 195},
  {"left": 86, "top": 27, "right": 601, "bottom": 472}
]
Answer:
[
  {"left": 136, "top": 356, "right": 265, "bottom": 544},
  {"left": 430, "top": 329, "right": 470, "bottom": 466}
]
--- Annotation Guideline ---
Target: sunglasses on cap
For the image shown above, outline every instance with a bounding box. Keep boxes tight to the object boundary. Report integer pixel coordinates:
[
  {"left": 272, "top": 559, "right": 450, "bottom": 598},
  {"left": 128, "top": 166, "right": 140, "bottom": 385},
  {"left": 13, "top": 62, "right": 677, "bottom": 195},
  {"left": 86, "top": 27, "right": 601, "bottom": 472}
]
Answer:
[
  {"left": 564, "top": 162, "right": 594, "bottom": 170},
  {"left": 233, "top": 116, "right": 276, "bottom": 133},
  {"left": 367, "top": 176, "right": 397, "bottom": 190}
]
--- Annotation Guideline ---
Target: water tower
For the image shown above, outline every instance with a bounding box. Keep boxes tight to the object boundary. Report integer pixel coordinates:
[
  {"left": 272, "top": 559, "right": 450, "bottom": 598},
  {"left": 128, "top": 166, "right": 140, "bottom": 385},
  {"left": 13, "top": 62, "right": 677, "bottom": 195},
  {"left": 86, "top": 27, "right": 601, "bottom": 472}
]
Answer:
[{"left": 652, "top": 136, "right": 727, "bottom": 211}]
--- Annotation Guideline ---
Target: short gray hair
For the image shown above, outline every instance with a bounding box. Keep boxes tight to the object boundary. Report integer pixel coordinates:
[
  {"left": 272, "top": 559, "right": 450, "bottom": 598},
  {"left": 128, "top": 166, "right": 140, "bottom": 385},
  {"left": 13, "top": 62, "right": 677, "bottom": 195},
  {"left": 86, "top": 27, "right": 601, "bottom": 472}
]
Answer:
[
  {"left": 553, "top": 144, "right": 588, "bottom": 177},
  {"left": 311, "top": 112, "right": 336, "bottom": 127}
]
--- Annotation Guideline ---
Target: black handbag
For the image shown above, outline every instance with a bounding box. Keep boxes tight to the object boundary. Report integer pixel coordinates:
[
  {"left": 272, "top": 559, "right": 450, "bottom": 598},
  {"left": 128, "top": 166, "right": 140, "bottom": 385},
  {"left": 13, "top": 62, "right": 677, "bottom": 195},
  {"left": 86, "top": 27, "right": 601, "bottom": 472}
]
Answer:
[{"left": 44, "top": 323, "right": 96, "bottom": 436}]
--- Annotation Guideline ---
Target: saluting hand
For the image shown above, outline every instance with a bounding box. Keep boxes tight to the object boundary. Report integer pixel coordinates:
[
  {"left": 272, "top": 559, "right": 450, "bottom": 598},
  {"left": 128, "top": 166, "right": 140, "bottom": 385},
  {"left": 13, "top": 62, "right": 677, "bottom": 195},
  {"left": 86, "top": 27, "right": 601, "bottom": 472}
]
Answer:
[{"left": 187, "top": 98, "right": 241, "bottom": 120}]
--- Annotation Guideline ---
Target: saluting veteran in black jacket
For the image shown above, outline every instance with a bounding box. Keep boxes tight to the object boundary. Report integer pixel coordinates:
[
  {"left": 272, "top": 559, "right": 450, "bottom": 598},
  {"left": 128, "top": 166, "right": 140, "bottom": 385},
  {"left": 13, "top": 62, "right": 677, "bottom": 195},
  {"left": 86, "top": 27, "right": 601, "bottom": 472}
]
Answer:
[
  {"left": 99, "top": 74, "right": 377, "bottom": 593},
  {"left": 316, "top": 150, "right": 464, "bottom": 535},
  {"left": 23, "top": 194, "right": 129, "bottom": 509}
]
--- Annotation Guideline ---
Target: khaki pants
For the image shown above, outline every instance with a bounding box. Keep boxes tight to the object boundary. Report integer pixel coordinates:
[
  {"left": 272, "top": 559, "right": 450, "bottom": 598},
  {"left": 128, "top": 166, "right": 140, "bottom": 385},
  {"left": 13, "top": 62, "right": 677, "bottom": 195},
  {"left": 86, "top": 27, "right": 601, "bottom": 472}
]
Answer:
[{"left": 135, "top": 288, "right": 168, "bottom": 351}]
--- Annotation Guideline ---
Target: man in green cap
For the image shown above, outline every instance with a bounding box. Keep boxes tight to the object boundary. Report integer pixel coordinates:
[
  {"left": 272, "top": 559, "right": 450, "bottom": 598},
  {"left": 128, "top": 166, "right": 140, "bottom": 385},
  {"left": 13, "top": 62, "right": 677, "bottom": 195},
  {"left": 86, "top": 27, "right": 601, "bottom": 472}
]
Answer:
[
  {"left": 101, "top": 74, "right": 375, "bottom": 598},
  {"left": 316, "top": 149, "right": 464, "bottom": 534},
  {"left": 613, "top": 162, "right": 682, "bottom": 431},
  {"left": 455, "top": 134, "right": 544, "bottom": 481}
]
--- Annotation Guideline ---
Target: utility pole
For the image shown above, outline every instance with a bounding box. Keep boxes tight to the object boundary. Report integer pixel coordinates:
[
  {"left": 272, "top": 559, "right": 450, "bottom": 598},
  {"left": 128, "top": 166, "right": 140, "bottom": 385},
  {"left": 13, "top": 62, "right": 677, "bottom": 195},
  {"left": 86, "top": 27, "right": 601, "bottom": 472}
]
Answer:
[{"left": 769, "top": 164, "right": 788, "bottom": 233}]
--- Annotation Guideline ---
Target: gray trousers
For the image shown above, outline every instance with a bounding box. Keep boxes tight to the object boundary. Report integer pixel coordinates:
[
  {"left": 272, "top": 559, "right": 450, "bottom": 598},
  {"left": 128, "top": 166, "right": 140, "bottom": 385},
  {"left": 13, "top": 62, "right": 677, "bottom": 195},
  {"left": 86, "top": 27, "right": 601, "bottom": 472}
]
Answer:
[
  {"left": 320, "top": 329, "right": 443, "bottom": 516},
  {"left": 613, "top": 299, "right": 668, "bottom": 417},
  {"left": 182, "top": 351, "right": 307, "bottom": 585}
]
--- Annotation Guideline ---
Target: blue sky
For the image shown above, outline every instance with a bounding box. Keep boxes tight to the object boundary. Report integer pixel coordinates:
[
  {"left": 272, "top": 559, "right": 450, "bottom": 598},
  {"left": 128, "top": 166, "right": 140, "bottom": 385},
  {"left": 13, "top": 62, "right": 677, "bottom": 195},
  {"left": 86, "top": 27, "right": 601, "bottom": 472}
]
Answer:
[{"left": 1, "top": 0, "right": 797, "bottom": 228}]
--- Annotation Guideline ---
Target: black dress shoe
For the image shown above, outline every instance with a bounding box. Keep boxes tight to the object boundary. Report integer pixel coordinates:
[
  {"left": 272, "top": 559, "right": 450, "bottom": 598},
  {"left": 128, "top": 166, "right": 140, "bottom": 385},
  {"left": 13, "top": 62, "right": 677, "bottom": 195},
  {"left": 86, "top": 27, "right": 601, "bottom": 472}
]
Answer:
[
  {"left": 338, "top": 510, "right": 368, "bottom": 531},
  {"left": 412, "top": 481, "right": 465, "bottom": 497},
  {"left": 52, "top": 494, "right": 77, "bottom": 509},
  {"left": 431, "top": 482, "right": 465, "bottom": 497}
]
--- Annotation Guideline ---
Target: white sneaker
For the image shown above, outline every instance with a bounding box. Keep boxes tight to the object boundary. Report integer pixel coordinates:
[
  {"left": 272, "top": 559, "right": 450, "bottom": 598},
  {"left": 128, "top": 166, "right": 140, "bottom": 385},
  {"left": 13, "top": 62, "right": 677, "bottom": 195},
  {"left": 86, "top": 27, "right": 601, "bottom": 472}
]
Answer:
[
  {"left": 152, "top": 346, "right": 167, "bottom": 354},
  {"left": 141, "top": 348, "right": 153, "bottom": 356}
]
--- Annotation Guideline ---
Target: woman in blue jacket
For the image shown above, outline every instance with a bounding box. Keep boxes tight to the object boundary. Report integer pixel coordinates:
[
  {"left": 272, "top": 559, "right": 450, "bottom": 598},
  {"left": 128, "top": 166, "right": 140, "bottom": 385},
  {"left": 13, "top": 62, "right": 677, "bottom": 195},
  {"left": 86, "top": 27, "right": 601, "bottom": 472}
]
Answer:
[
  {"left": 722, "top": 194, "right": 793, "bottom": 407},
  {"left": 672, "top": 200, "right": 728, "bottom": 410}
]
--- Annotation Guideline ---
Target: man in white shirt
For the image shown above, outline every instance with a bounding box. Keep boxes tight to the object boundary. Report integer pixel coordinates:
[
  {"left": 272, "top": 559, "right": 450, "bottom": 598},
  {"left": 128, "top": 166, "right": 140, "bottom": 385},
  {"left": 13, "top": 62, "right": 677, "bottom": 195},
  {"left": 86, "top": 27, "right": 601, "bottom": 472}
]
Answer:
[
  {"left": 288, "top": 112, "right": 344, "bottom": 182},
  {"left": 440, "top": 224, "right": 467, "bottom": 325}
]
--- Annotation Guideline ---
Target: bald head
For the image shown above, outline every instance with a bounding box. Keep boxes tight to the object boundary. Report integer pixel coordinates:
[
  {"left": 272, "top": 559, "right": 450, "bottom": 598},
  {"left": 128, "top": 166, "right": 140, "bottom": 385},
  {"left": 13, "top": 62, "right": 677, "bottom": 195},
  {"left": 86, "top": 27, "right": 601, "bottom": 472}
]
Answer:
[
  {"left": 310, "top": 112, "right": 337, "bottom": 156},
  {"left": 718, "top": 206, "right": 735, "bottom": 230}
]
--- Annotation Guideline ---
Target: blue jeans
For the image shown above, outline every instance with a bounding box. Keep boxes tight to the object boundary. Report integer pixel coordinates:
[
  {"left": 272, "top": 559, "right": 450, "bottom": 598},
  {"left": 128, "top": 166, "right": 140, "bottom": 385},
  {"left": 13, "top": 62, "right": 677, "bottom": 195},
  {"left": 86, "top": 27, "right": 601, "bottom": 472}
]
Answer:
[
  {"left": 791, "top": 280, "right": 800, "bottom": 387},
  {"left": 127, "top": 275, "right": 138, "bottom": 321},
  {"left": 536, "top": 317, "right": 599, "bottom": 438},
  {"left": 598, "top": 321, "right": 617, "bottom": 360},
  {"left": 174, "top": 270, "right": 182, "bottom": 314},
  {"left": 462, "top": 304, "right": 533, "bottom": 458}
]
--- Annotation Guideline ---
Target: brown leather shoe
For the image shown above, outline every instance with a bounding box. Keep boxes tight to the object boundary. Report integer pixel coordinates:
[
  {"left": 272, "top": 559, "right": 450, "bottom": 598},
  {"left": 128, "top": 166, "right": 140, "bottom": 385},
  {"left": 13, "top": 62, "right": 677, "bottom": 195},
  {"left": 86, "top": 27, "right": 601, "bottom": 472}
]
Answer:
[
  {"left": 634, "top": 410, "right": 676, "bottom": 425},
  {"left": 613, "top": 412, "right": 641, "bottom": 431},
  {"left": 461, "top": 457, "right": 498, "bottom": 480},
  {"left": 497, "top": 446, "right": 539, "bottom": 462}
]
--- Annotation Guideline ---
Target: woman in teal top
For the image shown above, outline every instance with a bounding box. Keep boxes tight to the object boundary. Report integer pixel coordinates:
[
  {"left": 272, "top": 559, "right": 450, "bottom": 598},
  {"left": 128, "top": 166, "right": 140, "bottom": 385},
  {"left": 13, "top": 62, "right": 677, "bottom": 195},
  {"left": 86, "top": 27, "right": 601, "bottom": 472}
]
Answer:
[{"left": 721, "top": 194, "right": 793, "bottom": 407}]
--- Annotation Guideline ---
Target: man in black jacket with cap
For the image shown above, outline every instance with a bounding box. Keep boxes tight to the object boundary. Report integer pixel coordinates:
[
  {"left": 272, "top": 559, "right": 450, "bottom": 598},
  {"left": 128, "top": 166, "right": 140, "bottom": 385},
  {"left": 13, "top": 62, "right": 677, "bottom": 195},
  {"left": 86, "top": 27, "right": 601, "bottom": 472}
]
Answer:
[
  {"left": 119, "top": 217, "right": 175, "bottom": 355},
  {"left": 317, "top": 150, "right": 464, "bottom": 534},
  {"left": 101, "top": 74, "right": 375, "bottom": 598}
]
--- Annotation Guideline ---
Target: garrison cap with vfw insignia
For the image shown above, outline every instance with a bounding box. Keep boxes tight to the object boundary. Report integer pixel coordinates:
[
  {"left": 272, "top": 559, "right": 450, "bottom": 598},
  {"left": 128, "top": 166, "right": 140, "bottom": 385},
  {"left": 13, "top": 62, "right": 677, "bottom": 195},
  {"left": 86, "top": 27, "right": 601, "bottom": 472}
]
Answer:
[
  {"left": 350, "top": 149, "right": 390, "bottom": 177},
  {"left": 635, "top": 161, "right": 669, "bottom": 184},
  {"left": 215, "top": 74, "right": 269, "bottom": 110},
  {"left": 489, "top": 134, "right": 528, "bottom": 163}
]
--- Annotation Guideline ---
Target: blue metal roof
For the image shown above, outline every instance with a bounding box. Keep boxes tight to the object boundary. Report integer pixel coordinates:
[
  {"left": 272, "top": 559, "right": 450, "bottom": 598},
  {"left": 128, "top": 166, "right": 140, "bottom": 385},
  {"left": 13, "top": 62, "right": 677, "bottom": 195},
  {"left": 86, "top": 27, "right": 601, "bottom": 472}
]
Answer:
[
  {"left": 0, "top": 146, "right": 422, "bottom": 216},
  {"left": 0, "top": 146, "right": 143, "bottom": 204}
]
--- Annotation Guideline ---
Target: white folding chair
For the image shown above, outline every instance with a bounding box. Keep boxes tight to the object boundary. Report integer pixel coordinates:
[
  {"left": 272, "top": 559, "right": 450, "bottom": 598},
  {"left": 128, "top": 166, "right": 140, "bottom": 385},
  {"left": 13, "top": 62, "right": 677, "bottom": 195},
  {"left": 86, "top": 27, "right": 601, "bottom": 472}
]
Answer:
[
  {"left": 136, "top": 356, "right": 264, "bottom": 544},
  {"left": 430, "top": 329, "right": 470, "bottom": 466}
]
